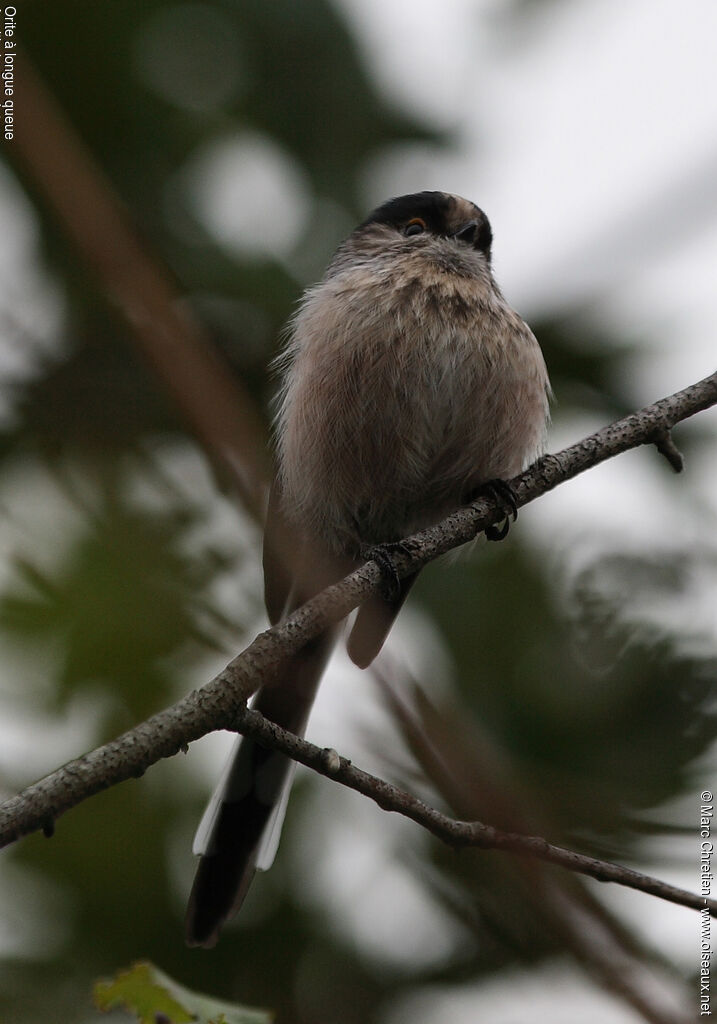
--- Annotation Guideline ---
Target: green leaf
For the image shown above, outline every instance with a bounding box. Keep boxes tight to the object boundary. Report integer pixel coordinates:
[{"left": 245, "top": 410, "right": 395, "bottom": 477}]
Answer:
[{"left": 94, "top": 961, "right": 272, "bottom": 1024}]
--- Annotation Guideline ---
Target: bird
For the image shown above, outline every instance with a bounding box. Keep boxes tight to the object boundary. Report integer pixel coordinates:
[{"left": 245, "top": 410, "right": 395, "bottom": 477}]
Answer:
[{"left": 185, "top": 190, "right": 551, "bottom": 947}]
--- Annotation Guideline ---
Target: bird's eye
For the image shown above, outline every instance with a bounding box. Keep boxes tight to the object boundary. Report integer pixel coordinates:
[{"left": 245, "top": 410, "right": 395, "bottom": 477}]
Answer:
[{"left": 404, "top": 217, "right": 426, "bottom": 237}]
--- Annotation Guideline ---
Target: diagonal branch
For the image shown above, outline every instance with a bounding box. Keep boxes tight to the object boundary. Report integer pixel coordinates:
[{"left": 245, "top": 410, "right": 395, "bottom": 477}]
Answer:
[
  {"left": 208, "top": 705, "right": 717, "bottom": 918},
  {"left": 0, "top": 369, "right": 715, "bottom": 853}
]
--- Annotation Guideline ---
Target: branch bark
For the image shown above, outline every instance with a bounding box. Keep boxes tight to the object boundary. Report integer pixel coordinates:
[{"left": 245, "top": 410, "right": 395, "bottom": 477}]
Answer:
[
  {"left": 219, "top": 705, "right": 717, "bottom": 917},
  {"left": 0, "top": 369, "right": 715, "bottom": 907}
]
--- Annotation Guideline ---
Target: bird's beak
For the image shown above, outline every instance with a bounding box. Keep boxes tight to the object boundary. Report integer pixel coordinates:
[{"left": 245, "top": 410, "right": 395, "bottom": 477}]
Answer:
[{"left": 452, "top": 220, "right": 479, "bottom": 245}]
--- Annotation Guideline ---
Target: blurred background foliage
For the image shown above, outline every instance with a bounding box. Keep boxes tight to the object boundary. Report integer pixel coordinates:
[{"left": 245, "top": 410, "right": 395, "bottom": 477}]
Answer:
[{"left": 0, "top": 1, "right": 715, "bottom": 1022}]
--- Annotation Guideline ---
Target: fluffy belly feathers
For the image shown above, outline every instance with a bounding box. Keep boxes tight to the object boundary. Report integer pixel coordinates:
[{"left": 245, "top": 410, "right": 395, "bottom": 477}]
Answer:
[{"left": 276, "top": 266, "right": 549, "bottom": 552}]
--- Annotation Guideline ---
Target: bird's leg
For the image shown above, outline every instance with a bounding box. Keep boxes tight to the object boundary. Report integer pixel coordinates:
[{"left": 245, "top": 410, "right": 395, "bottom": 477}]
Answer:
[
  {"left": 359, "top": 540, "right": 413, "bottom": 601},
  {"left": 469, "top": 479, "right": 519, "bottom": 542}
]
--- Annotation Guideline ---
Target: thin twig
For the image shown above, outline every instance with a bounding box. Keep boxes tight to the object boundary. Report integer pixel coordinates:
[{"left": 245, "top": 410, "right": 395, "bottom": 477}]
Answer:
[
  {"left": 653, "top": 429, "right": 685, "bottom": 472},
  {"left": 228, "top": 707, "right": 716, "bottom": 917},
  {"left": 373, "top": 665, "right": 694, "bottom": 1021},
  {"left": 0, "top": 370, "right": 715, "bottom": 856}
]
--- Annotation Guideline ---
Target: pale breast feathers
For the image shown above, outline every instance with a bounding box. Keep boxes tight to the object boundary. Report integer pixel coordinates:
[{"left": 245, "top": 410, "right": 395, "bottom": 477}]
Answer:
[{"left": 275, "top": 238, "right": 549, "bottom": 550}]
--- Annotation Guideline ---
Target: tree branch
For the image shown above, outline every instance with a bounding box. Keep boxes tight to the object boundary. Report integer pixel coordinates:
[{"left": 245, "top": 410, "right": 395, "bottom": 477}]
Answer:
[
  {"left": 0, "top": 369, "right": 715, "bottom": 864},
  {"left": 227, "top": 706, "right": 717, "bottom": 917}
]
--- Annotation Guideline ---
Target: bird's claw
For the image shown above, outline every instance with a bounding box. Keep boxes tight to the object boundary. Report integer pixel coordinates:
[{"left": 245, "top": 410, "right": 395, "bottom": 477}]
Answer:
[
  {"left": 471, "top": 479, "right": 519, "bottom": 542},
  {"left": 485, "top": 518, "right": 510, "bottom": 542},
  {"left": 360, "top": 541, "right": 410, "bottom": 601}
]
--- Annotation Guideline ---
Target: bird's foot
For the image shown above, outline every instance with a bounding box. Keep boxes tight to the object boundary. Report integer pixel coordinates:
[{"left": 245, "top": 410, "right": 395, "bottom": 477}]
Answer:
[
  {"left": 359, "top": 540, "right": 411, "bottom": 601},
  {"left": 470, "top": 479, "right": 518, "bottom": 542}
]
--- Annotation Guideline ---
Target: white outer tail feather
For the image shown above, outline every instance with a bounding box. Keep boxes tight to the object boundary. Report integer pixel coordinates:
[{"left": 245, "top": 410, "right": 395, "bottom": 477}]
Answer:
[{"left": 192, "top": 733, "right": 298, "bottom": 872}]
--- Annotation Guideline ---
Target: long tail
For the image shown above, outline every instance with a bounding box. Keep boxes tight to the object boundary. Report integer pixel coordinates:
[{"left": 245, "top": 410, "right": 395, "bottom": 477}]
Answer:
[
  {"left": 185, "top": 628, "right": 336, "bottom": 948},
  {"left": 186, "top": 478, "right": 412, "bottom": 946}
]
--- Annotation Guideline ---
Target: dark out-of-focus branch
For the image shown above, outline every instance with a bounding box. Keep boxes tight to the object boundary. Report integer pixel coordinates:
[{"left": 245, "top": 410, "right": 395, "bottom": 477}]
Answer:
[
  {"left": 375, "top": 667, "right": 694, "bottom": 1024},
  {"left": 10, "top": 51, "right": 269, "bottom": 518},
  {"left": 0, "top": 369, "right": 715, "bottom": 857}
]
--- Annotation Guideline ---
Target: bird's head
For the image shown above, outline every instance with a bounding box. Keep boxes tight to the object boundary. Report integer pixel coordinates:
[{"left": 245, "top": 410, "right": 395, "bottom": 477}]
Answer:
[{"left": 327, "top": 191, "right": 494, "bottom": 281}]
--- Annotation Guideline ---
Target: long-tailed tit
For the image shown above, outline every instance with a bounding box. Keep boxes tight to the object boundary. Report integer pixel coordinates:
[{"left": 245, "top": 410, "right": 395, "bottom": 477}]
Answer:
[{"left": 186, "top": 191, "right": 551, "bottom": 947}]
